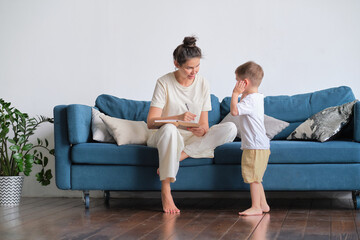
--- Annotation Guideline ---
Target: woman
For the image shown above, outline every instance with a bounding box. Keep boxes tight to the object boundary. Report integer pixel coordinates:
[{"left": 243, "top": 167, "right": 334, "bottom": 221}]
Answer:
[{"left": 147, "top": 36, "right": 237, "bottom": 213}]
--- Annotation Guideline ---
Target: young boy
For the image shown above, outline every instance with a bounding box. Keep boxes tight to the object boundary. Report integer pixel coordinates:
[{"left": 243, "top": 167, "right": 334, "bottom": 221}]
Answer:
[{"left": 230, "top": 61, "right": 271, "bottom": 216}]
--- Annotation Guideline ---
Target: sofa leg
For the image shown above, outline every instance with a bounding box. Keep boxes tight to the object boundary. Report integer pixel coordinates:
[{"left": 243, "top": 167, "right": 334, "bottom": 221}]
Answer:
[
  {"left": 104, "top": 190, "right": 110, "bottom": 205},
  {"left": 352, "top": 191, "right": 360, "bottom": 209},
  {"left": 83, "top": 190, "right": 90, "bottom": 209}
]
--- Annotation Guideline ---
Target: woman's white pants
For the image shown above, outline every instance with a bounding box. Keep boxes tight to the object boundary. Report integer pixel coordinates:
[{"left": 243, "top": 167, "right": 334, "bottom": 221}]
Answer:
[{"left": 147, "top": 122, "right": 237, "bottom": 182}]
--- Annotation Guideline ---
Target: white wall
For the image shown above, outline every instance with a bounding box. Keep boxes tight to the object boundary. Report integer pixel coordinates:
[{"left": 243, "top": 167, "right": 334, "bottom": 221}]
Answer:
[{"left": 1, "top": 0, "right": 359, "bottom": 197}]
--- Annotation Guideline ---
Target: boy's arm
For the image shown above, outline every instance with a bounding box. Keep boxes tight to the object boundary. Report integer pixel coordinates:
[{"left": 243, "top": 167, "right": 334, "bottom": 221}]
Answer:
[
  {"left": 230, "top": 80, "right": 246, "bottom": 116},
  {"left": 230, "top": 92, "right": 240, "bottom": 116}
]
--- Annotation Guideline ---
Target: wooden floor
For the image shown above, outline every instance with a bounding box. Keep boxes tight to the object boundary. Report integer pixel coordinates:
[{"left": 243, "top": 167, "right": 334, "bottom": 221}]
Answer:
[{"left": 0, "top": 195, "right": 359, "bottom": 240}]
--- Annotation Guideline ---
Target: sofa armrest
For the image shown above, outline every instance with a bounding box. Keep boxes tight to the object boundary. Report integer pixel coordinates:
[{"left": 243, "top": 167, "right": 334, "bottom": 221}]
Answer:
[
  {"left": 54, "top": 105, "right": 72, "bottom": 189},
  {"left": 354, "top": 101, "right": 360, "bottom": 142},
  {"left": 67, "top": 104, "right": 92, "bottom": 144}
]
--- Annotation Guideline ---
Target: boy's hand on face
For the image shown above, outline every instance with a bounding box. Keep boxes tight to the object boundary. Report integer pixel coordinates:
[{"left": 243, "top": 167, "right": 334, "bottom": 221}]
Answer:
[{"left": 233, "top": 80, "right": 246, "bottom": 96}]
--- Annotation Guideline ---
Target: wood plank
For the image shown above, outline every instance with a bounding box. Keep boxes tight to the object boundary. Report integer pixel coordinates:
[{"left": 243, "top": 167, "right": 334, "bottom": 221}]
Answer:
[
  {"left": 331, "top": 219, "right": 358, "bottom": 240},
  {"left": 136, "top": 199, "right": 203, "bottom": 240},
  {"left": 113, "top": 198, "right": 215, "bottom": 239},
  {"left": 0, "top": 197, "right": 55, "bottom": 217},
  {"left": 221, "top": 214, "right": 263, "bottom": 239},
  {"left": 0, "top": 198, "right": 69, "bottom": 226},
  {"left": 303, "top": 220, "right": 330, "bottom": 240},
  {"left": 0, "top": 196, "right": 359, "bottom": 240},
  {"left": 191, "top": 211, "right": 240, "bottom": 240}
]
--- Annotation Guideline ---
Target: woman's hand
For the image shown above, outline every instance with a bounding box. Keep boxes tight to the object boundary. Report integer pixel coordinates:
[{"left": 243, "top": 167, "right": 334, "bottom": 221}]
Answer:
[
  {"left": 188, "top": 126, "right": 206, "bottom": 137},
  {"left": 179, "top": 112, "right": 196, "bottom": 122}
]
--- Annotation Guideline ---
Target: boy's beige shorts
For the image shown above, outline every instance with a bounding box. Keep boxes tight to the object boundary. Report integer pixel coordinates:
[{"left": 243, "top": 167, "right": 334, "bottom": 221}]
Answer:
[{"left": 241, "top": 149, "right": 271, "bottom": 183}]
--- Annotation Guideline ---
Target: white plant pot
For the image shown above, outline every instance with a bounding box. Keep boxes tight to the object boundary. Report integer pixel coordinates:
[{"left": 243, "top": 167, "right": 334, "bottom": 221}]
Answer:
[{"left": 0, "top": 176, "right": 24, "bottom": 206}]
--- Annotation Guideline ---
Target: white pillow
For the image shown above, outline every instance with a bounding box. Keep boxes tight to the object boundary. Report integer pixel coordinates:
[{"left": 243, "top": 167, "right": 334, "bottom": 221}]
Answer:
[
  {"left": 100, "top": 115, "right": 149, "bottom": 145},
  {"left": 220, "top": 113, "right": 289, "bottom": 140},
  {"left": 91, "top": 108, "right": 115, "bottom": 143}
]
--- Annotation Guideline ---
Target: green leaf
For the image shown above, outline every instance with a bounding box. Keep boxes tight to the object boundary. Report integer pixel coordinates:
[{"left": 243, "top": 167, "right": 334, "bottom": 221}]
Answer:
[
  {"left": 22, "top": 143, "right": 33, "bottom": 151},
  {"left": 18, "top": 125, "right": 25, "bottom": 133},
  {"left": 45, "top": 139, "right": 49, "bottom": 147},
  {"left": 0, "top": 127, "right": 9, "bottom": 138},
  {"left": 13, "top": 153, "right": 23, "bottom": 160},
  {"left": 44, "top": 157, "right": 48, "bottom": 166},
  {"left": 41, "top": 180, "right": 50, "bottom": 186},
  {"left": 9, "top": 145, "right": 20, "bottom": 152},
  {"left": 35, "top": 159, "right": 42, "bottom": 165},
  {"left": 18, "top": 163, "right": 24, "bottom": 173},
  {"left": 25, "top": 155, "right": 34, "bottom": 166},
  {"left": 24, "top": 169, "right": 31, "bottom": 176},
  {"left": 18, "top": 136, "right": 25, "bottom": 145},
  {"left": 25, "top": 154, "right": 34, "bottom": 161},
  {"left": 8, "top": 139, "right": 16, "bottom": 144},
  {"left": 45, "top": 169, "right": 52, "bottom": 179},
  {"left": 49, "top": 149, "right": 55, "bottom": 155}
]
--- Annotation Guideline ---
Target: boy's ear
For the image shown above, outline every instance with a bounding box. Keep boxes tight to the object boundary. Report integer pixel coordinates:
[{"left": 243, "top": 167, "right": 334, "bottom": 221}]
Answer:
[{"left": 243, "top": 78, "right": 250, "bottom": 86}]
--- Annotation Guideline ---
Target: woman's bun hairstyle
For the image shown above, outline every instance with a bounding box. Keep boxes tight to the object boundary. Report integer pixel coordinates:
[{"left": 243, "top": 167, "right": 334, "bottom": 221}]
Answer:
[
  {"left": 173, "top": 36, "right": 202, "bottom": 66},
  {"left": 183, "top": 36, "right": 197, "bottom": 48}
]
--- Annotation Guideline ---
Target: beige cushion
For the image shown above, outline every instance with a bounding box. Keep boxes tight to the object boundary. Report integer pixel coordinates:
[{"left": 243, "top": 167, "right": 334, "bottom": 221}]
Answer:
[
  {"left": 220, "top": 113, "right": 289, "bottom": 140},
  {"left": 100, "top": 115, "right": 149, "bottom": 145}
]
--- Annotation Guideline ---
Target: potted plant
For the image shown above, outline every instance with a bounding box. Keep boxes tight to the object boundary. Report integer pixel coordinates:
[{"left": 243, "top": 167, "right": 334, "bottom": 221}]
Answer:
[{"left": 0, "top": 98, "right": 54, "bottom": 206}]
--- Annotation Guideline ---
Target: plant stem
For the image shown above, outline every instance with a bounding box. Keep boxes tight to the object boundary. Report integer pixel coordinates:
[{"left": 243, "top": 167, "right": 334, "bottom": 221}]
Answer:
[{"left": 1, "top": 138, "right": 10, "bottom": 175}]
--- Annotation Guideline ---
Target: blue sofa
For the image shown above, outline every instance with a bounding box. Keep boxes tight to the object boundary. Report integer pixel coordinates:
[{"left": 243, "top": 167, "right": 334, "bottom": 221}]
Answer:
[{"left": 54, "top": 86, "right": 360, "bottom": 209}]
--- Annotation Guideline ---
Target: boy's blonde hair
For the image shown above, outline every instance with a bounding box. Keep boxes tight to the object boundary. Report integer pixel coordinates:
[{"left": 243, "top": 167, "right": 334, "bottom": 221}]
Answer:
[{"left": 235, "top": 61, "right": 264, "bottom": 87}]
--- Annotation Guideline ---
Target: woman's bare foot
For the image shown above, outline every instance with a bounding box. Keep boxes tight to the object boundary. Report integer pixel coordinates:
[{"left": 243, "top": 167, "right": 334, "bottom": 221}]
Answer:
[
  {"left": 239, "top": 207, "right": 263, "bottom": 216},
  {"left": 162, "top": 192, "right": 180, "bottom": 213}
]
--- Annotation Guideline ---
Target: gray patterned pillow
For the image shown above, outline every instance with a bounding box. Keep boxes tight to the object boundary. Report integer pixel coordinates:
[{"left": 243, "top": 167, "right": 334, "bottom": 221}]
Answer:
[{"left": 287, "top": 100, "right": 358, "bottom": 142}]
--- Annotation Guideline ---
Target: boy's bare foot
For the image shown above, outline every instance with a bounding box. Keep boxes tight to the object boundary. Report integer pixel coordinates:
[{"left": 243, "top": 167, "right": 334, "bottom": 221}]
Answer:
[
  {"left": 239, "top": 207, "right": 263, "bottom": 216},
  {"left": 162, "top": 192, "right": 180, "bottom": 213},
  {"left": 261, "top": 203, "right": 270, "bottom": 213}
]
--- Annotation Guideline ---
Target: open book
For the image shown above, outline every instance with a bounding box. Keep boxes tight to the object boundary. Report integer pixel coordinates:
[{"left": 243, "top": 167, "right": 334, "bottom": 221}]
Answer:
[{"left": 154, "top": 119, "right": 200, "bottom": 128}]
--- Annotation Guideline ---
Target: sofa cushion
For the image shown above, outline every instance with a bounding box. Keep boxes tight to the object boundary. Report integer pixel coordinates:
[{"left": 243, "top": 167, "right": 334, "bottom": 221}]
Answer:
[
  {"left": 91, "top": 108, "right": 115, "bottom": 143},
  {"left": 100, "top": 115, "right": 149, "bottom": 145},
  {"left": 220, "top": 86, "right": 356, "bottom": 139},
  {"left": 220, "top": 113, "right": 289, "bottom": 140},
  {"left": 214, "top": 140, "right": 360, "bottom": 164},
  {"left": 95, "top": 94, "right": 150, "bottom": 122},
  {"left": 95, "top": 94, "right": 220, "bottom": 127},
  {"left": 287, "top": 100, "right": 358, "bottom": 142},
  {"left": 71, "top": 143, "right": 213, "bottom": 167},
  {"left": 208, "top": 95, "right": 221, "bottom": 127}
]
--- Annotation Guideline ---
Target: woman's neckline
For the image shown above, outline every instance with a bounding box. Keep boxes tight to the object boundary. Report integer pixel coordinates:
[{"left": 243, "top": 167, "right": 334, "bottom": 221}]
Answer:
[{"left": 172, "top": 72, "right": 196, "bottom": 88}]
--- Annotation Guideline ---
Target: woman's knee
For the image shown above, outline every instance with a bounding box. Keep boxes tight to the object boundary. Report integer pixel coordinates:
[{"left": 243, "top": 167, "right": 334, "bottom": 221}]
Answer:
[
  {"left": 159, "top": 123, "right": 179, "bottom": 138},
  {"left": 221, "top": 122, "right": 237, "bottom": 139}
]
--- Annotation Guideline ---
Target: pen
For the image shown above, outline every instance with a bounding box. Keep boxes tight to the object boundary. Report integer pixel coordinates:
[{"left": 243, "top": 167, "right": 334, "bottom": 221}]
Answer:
[{"left": 185, "top": 103, "right": 189, "bottom": 111}]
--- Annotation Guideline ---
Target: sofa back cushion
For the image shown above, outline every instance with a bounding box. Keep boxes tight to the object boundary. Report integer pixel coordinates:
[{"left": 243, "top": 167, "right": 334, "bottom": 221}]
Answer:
[
  {"left": 220, "top": 86, "right": 356, "bottom": 139},
  {"left": 95, "top": 94, "right": 221, "bottom": 127},
  {"left": 95, "top": 94, "right": 150, "bottom": 122}
]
